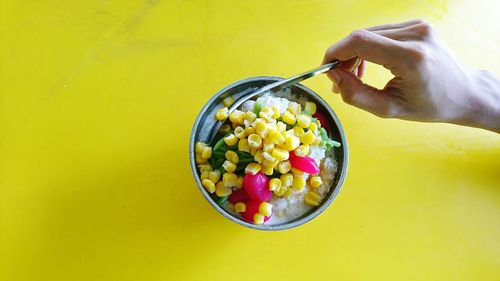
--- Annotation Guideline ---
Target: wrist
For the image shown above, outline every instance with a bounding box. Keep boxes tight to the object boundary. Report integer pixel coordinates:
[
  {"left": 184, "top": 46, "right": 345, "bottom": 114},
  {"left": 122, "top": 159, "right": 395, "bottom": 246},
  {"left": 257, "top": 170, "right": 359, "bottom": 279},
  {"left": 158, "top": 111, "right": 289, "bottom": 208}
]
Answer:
[{"left": 452, "top": 70, "right": 500, "bottom": 133}]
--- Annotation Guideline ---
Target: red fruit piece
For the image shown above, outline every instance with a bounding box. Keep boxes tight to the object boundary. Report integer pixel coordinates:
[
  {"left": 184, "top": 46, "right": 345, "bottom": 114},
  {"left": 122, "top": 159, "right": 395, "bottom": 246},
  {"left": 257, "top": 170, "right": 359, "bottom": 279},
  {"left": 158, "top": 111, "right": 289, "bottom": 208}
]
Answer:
[
  {"left": 289, "top": 152, "right": 320, "bottom": 174},
  {"left": 243, "top": 172, "right": 272, "bottom": 202},
  {"left": 228, "top": 188, "right": 250, "bottom": 204},
  {"left": 240, "top": 201, "right": 271, "bottom": 223},
  {"left": 313, "top": 112, "right": 331, "bottom": 134}
]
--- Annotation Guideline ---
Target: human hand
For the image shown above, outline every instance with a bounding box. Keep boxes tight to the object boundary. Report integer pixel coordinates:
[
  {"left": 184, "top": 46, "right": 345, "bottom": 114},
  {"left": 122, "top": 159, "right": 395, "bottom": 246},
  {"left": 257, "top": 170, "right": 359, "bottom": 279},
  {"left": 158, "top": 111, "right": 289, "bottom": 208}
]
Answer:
[{"left": 323, "top": 19, "right": 500, "bottom": 132}]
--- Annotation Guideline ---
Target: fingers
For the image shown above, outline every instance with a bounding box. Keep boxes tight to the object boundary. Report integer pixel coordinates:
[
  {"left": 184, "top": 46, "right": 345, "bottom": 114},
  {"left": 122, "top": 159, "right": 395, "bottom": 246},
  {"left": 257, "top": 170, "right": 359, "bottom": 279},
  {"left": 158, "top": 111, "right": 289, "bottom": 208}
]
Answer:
[
  {"left": 327, "top": 69, "right": 399, "bottom": 118},
  {"left": 372, "top": 27, "right": 420, "bottom": 41},
  {"left": 335, "top": 58, "right": 364, "bottom": 78},
  {"left": 371, "top": 22, "right": 436, "bottom": 41},
  {"left": 323, "top": 29, "right": 408, "bottom": 70},
  {"left": 337, "top": 58, "right": 361, "bottom": 72},
  {"left": 366, "top": 19, "right": 426, "bottom": 31},
  {"left": 355, "top": 60, "right": 366, "bottom": 78}
]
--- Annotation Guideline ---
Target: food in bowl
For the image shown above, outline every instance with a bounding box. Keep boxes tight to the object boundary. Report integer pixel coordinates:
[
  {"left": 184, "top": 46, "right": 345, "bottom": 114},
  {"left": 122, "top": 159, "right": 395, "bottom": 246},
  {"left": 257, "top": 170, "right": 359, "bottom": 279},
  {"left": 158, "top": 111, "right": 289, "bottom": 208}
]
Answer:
[{"left": 194, "top": 90, "right": 341, "bottom": 225}]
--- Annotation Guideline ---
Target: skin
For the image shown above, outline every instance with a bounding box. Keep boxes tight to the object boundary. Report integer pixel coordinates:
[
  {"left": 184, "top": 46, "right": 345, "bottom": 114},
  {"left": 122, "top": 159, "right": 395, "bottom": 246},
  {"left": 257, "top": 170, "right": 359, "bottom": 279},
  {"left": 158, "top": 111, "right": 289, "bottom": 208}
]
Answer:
[{"left": 322, "top": 19, "right": 500, "bottom": 133}]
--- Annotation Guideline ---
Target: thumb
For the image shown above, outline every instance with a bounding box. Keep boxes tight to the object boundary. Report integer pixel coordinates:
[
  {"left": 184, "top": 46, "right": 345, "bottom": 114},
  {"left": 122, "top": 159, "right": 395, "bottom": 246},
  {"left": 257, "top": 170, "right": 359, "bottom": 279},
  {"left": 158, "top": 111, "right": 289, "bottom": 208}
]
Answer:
[{"left": 326, "top": 68, "right": 399, "bottom": 118}]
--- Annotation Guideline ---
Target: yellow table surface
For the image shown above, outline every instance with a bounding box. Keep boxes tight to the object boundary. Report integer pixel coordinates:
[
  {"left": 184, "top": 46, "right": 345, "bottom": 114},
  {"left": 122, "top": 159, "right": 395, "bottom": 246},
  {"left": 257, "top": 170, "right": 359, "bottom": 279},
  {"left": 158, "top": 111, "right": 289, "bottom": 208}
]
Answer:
[{"left": 1, "top": 1, "right": 499, "bottom": 280}]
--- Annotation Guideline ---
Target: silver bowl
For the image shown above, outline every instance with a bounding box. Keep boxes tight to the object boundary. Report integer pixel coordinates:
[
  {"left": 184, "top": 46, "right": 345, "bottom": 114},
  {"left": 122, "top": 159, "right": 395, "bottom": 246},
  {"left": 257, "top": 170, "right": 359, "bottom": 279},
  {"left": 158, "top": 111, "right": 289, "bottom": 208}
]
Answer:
[{"left": 189, "top": 76, "right": 348, "bottom": 230}]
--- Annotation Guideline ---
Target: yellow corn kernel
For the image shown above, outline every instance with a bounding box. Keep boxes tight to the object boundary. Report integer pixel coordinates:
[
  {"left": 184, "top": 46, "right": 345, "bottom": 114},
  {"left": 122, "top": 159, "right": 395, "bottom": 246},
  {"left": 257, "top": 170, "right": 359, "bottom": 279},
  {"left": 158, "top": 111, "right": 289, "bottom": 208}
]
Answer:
[
  {"left": 263, "top": 159, "right": 279, "bottom": 169},
  {"left": 284, "top": 129, "right": 294, "bottom": 137},
  {"left": 229, "top": 110, "right": 244, "bottom": 124},
  {"left": 197, "top": 164, "right": 212, "bottom": 173},
  {"left": 278, "top": 161, "right": 291, "bottom": 174},
  {"left": 255, "top": 124, "right": 269, "bottom": 139},
  {"left": 275, "top": 142, "right": 288, "bottom": 151},
  {"left": 243, "top": 120, "right": 251, "bottom": 128},
  {"left": 233, "top": 126, "right": 246, "bottom": 139},
  {"left": 269, "top": 178, "right": 282, "bottom": 191},
  {"left": 271, "top": 148, "right": 289, "bottom": 161},
  {"left": 226, "top": 202, "right": 234, "bottom": 212},
  {"left": 200, "top": 170, "right": 210, "bottom": 180},
  {"left": 195, "top": 141, "right": 207, "bottom": 154},
  {"left": 285, "top": 135, "right": 300, "bottom": 151},
  {"left": 262, "top": 152, "right": 276, "bottom": 162},
  {"left": 202, "top": 179, "right": 215, "bottom": 193},
  {"left": 195, "top": 154, "right": 208, "bottom": 164},
  {"left": 274, "top": 185, "right": 288, "bottom": 197},
  {"left": 276, "top": 121, "right": 286, "bottom": 132},
  {"left": 300, "top": 130, "right": 316, "bottom": 145},
  {"left": 248, "top": 134, "right": 262, "bottom": 149},
  {"left": 294, "top": 145, "right": 310, "bottom": 157},
  {"left": 224, "top": 134, "right": 238, "bottom": 146},
  {"left": 215, "top": 107, "right": 229, "bottom": 121},
  {"left": 271, "top": 105, "right": 281, "bottom": 119},
  {"left": 216, "top": 182, "right": 232, "bottom": 197},
  {"left": 235, "top": 176, "right": 243, "bottom": 189},
  {"left": 282, "top": 111, "right": 296, "bottom": 125},
  {"left": 304, "top": 101, "right": 317, "bottom": 115},
  {"left": 280, "top": 173, "right": 293, "bottom": 187},
  {"left": 297, "top": 114, "right": 311, "bottom": 128},
  {"left": 222, "top": 172, "right": 238, "bottom": 187},
  {"left": 267, "top": 129, "right": 286, "bottom": 145},
  {"left": 245, "top": 110, "right": 257, "bottom": 121},
  {"left": 267, "top": 121, "right": 277, "bottom": 129},
  {"left": 262, "top": 141, "right": 275, "bottom": 153},
  {"left": 262, "top": 165, "right": 274, "bottom": 176},
  {"left": 249, "top": 147, "right": 257, "bottom": 156},
  {"left": 310, "top": 176, "right": 323, "bottom": 188},
  {"left": 222, "top": 160, "right": 237, "bottom": 173},
  {"left": 238, "top": 139, "right": 250, "bottom": 152},
  {"left": 234, "top": 202, "right": 246, "bottom": 213},
  {"left": 291, "top": 167, "right": 304, "bottom": 177},
  {"left": 244, "top": 126, "right": 256, "bottom": 135},
  {"left": 254, "top": 213, "right": 265, "bottom": 225},
  {"left": 225, "top": 150, "right": 239, "bottom": 164},
  {"left": 245, "top": 163, "right": 261, "bottom": 175},
  {"left": 259, "top": 202, "right": 273, "bottom": 216},
  {"left": 219, "top": 124, "right": 232, "bottom": 134},
  {"left": 231, "top": 122, "right": 239, "bottom": 129},
  {"left": 308, "top": 122, "right": 318, "bottom": 133},
  {"left": 208, "top": 170, "right": 221, "bottom": 183},
  {"left": 292, "top": 176, "right": 306, "bottom": 191},
  {"left": 252, "top": 117, "right": 264, "bottom": 127},
  {"left": 223, "top": 96, "right": 235, "bottom": 107},
  {"left": 312, "top": 135, "right": 322, "bottom": 146},
  {"left": 292, "top": 126, "right": 305, "bottom": 137},
  {"left": 283, "top": 188, "right": 294, "bottom": 199},
  {"left": 252, "top": 117, "right": 266, "bottom": 130},
  {"left": 244, "top": 111, "right": 257, "bottom": 123},
  {"left": 254, "top": 150, "right": 264, "bottom": 164},
  {"left": 259, "top": 106, "right": 274, "bottom": 121},
  {"left": 201, "top": 147, "right": 212, "bottom": 159},
  {"left": 288, "top": 102, "right": 302, "bottom": 114},
  {"left": 305, "top": 191, "right": 322, "bottom": 206}
]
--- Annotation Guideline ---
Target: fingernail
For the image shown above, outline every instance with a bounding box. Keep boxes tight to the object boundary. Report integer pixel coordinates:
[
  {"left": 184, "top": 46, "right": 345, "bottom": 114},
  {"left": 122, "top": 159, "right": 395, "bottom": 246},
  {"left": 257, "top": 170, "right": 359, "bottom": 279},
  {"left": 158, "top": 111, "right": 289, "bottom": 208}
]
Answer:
[{"left": 332, "top": 83, "right": 340, "bottom": 94}]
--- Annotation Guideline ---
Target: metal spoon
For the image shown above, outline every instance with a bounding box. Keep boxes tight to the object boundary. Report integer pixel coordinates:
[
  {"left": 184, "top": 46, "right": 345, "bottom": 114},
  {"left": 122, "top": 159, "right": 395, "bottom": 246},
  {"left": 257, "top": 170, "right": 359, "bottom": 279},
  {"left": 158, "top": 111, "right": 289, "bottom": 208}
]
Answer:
[{"left": 208, "top": 61, "right": 340, "bottom": 145}]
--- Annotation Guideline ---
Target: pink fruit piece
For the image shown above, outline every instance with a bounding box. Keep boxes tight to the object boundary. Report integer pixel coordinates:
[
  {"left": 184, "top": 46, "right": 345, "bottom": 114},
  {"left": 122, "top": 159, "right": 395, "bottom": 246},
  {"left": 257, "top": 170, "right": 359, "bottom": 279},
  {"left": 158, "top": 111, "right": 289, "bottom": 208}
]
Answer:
[
  {"left": 313, "top": 112, "right": 331, "bottom": 134},
  {"left": 228, "top": 188, "right": 250, "bottom": 204},
  {"left": 240, "top": 201, "right": 271, "bottom": 223},
  {"left": 243, "top": 172, "right": 272, "bottom": 202},
  {"left": 289, "top": 152, "right": 320, "bottom": 174}
]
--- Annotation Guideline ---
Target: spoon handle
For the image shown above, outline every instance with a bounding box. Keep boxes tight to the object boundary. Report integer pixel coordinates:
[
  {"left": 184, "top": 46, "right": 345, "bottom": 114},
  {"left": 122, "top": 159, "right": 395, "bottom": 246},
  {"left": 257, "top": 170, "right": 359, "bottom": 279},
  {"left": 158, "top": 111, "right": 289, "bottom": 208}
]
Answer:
[
  {"left": 261, "top": 61, "right": 340, "bottom": 94},
  {"left": 208, "top": 61, "right": 340, "bottom": 145}
]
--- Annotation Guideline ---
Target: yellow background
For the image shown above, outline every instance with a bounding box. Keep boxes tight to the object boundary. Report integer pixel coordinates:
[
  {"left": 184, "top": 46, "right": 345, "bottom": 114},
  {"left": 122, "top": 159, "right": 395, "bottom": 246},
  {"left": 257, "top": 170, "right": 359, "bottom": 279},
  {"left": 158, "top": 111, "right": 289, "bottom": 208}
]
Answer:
[{"left": 1, "top": 1, "right": 499, "bottom": 280}]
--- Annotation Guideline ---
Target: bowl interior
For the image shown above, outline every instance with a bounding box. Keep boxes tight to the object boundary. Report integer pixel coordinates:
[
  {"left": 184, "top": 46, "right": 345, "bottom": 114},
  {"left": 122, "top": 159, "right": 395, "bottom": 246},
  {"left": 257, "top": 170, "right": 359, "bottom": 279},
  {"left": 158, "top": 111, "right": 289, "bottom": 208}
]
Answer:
[{"left": 190, "top": 76, "right": 348, "bottom": 230}]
